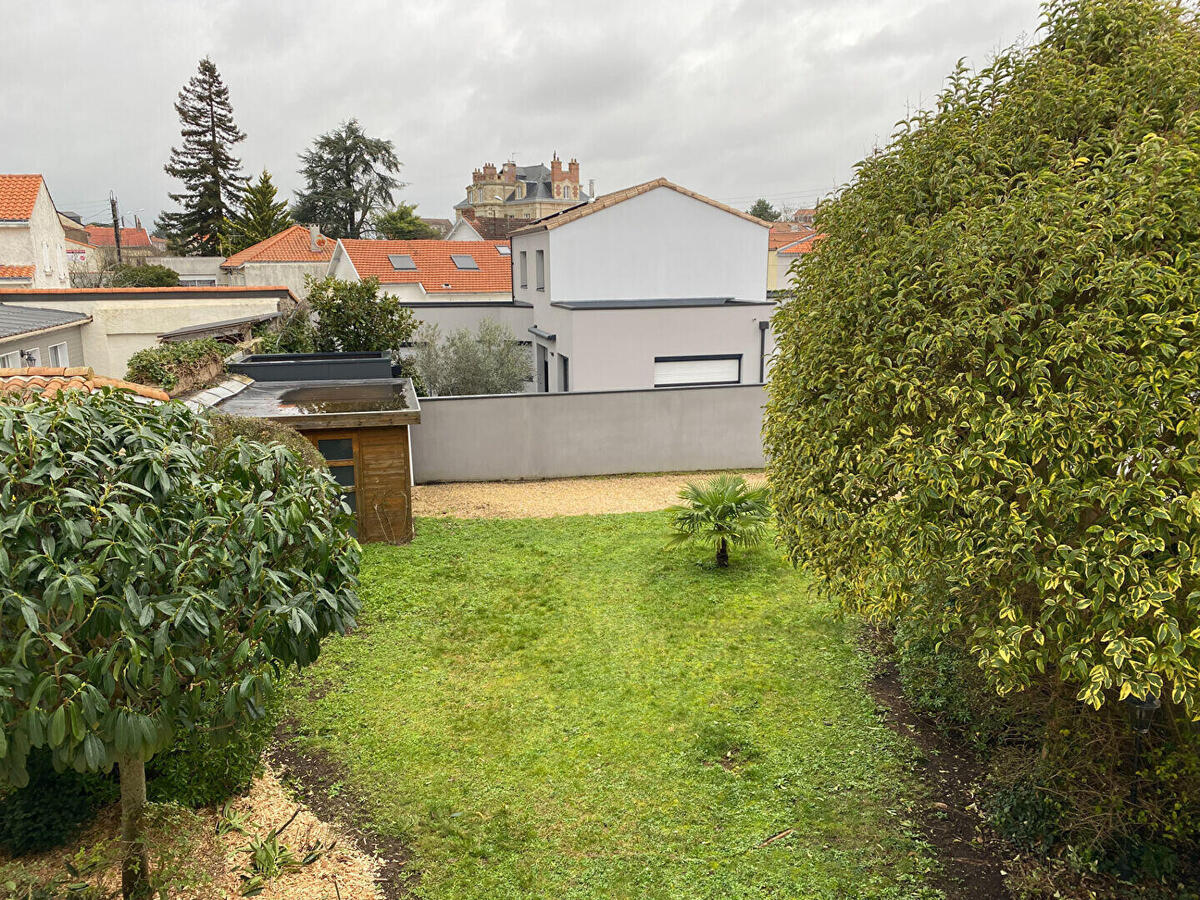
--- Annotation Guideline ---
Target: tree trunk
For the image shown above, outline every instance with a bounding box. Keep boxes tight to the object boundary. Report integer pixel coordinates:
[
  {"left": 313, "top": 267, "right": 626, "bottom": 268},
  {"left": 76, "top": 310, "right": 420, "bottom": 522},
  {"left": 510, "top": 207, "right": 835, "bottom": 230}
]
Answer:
[
  {"left": 716, "top": 538, "right": 729, "bottom": 568},
  {"left": 118, "top": 753, "right": 151, "bottom": 899}
]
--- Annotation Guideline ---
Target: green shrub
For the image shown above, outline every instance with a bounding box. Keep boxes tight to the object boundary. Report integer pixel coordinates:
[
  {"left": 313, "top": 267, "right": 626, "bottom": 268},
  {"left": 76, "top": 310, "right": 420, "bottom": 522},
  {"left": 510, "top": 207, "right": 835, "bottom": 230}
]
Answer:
[
  {"left": 988, "top": 775, "right": 1065, "bottom": 855},
  {"left": 0, "top": 749, "right": 117, "bottom": 856},
  {"left": 110, "top": 263, "right": 180, "bottom": 287},
  {"left": 208, "top": 412, "right": 325, "bottom": 472},
  {"left": 125, "top": 338, "right": 225, "bottom": 392},
  {"left": 147, "top": 698, "right": 277, "bottom": 809}
]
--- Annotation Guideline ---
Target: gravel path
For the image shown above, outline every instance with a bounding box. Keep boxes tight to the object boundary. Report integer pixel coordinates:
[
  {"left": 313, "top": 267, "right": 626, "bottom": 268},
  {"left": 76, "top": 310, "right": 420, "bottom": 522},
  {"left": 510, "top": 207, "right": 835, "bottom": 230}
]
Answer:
[{"left": 413, "top": 470, "right": 766, "bottom": 519}]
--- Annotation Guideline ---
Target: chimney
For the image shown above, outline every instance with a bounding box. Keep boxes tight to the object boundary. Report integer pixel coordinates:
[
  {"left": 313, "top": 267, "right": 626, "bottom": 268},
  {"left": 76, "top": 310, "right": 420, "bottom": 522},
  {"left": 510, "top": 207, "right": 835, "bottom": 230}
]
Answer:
[
  {"left": 567, "top": 158, "right": 579, "bottom": 184},
  {"left": 309, "top": 223, "right": 320, "bottom": 252},
  {"left": 588, "top": 179, "right": 596, "bottom": 199},
  {"left": 550, "top": 153, "right": 563, "bottom": 183}
]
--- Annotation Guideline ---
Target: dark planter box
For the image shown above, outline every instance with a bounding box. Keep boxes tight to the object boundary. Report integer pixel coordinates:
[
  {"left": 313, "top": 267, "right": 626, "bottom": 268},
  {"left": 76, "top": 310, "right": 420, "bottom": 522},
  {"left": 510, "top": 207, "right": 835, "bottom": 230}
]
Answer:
[{"left": 228, "top": 351, "right": 393, "bottom": 382}]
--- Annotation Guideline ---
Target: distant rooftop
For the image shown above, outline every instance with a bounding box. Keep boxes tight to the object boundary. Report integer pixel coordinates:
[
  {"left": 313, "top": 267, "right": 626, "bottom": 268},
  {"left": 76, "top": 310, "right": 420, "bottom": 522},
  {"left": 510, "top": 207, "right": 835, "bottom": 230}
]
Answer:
[
  {"left": 550, "top": 297, "right": 773, "bottom": 310},
  {"left": 0, "top": 304, "right": 90, "bottom": 339}
]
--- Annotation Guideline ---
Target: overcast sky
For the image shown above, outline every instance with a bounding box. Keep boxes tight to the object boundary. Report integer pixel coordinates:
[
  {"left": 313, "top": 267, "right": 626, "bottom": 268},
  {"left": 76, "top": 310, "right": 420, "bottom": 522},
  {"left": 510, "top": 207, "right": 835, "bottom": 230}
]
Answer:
[{"left": 2, "top": 0, "right": 1044, "bottom": 230}]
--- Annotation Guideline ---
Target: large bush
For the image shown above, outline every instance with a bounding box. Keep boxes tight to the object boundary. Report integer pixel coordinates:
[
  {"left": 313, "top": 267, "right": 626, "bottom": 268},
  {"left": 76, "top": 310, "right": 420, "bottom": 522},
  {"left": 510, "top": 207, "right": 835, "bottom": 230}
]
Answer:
[
  {"left": 764, "top": 0, "right": 1200, "bottom": 876},
  {"left": 765, "top": 0, "right": 1200, "bottom": 718},
  {"left": 412, "top": 319, "right": 532, "bottom": 396},
  {"left": 0, "top": 389, "right": 359, "bottom": 895}
]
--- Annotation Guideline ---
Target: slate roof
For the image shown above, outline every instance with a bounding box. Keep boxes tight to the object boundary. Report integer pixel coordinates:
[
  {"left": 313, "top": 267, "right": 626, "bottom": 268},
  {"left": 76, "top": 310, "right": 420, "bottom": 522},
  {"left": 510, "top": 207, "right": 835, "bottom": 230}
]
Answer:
[
  {"left": 0, "top": 304, "right": 90, "bottom": 339},
  {"left": 222, "top": 225, "right": 336, "bottom": 268},
  {"left": 0, "top": 175, "right": 43, "bottom": 222},
  {"left": 511, "top": 178, "right": 768, "bottom": 235},
  {"left": 0, "top": 367, "right": 167, "bottom": 402},
  {"left": 338, "top": 239, "right": 511, "bottom": 293},
  {"left": 454, "top": 162, "right": 590, "bottom": 210}
]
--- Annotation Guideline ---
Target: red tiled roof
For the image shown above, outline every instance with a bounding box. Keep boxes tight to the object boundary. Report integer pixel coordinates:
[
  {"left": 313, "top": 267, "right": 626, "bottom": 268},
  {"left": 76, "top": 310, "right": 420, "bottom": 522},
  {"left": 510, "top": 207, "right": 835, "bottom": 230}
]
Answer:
[
  {"left": 778, "top": 233, "right": 823, "bottom": 254},
  {"left": 0, "top": 175, "right": 43, "bottom": 222},
  {"left": 0, "top": 265, "right": 35, "bottom": 280},
  {"left": 339, "top": 239, "right": 512, "bottom": 293},
  {"left": 0, "top": 366, "right": 169, "bottom": 402},
  {"left": 0, "top": 286, "right": 292, "bottom": 295},
  {"left": 85, "top": 225, "right": 154, "bottom": 248},
  {"left": 769, "top": 223, "right": 817, "bottom": 249},
  {"left": 223, "top": 225, "right": 336, "bottom": 268}
]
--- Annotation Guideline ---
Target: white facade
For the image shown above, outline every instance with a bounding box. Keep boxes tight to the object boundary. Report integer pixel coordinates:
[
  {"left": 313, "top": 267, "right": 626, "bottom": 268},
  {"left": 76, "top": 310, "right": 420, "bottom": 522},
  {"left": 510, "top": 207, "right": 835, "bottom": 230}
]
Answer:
[
  {"left": 511, "top": 181, "right": 773, "bottom": 393},
  {"left": 0, "top": 180, "right": 70, "bottom": 289},
  {"left": 0, "top": 287, "right": 289, "bottom": 379}
]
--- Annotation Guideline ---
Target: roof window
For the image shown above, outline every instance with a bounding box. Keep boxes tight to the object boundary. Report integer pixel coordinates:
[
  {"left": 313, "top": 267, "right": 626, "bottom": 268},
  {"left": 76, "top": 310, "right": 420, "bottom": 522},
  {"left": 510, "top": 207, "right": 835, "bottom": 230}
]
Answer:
[
  {"left": 451, "top": 254, "right": 479, "bottom": 270},
  {"left": 388, "top": 254, "right": 416, "bottom": 270},
  {"left": 497, "top": 246, "right": 511, "bottom": 256}
]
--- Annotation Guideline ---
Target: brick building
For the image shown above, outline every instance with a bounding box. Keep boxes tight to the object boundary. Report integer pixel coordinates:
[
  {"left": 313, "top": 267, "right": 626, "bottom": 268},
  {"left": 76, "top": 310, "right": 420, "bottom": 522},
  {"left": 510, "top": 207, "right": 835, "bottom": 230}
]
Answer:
[{"left": 454, "top": 154, "right": 591, "bottom": 222}]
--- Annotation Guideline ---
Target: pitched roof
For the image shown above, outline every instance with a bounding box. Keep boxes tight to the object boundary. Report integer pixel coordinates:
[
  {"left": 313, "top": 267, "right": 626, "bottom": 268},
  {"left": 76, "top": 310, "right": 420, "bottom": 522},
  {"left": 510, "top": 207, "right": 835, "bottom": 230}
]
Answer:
[
  {"left": 338, "top": 239, "right": 512, "bottom": 293},
  {"left": 778, "top": 233, "right": 822, "bottom": 255},
  {"left": 0, "top": 367, "right": 168, "bottom": 403},
  {"left": 222, "top": 225, "right": 336, "bottom": 268},
  {"left": 0, "top": 265, "right": 35, "bottom": 281},
  {"left": 769, "top": 223, "right": 816, "bottom": 250},
  {"left": 0, "top": 286, "right": 292, "bottom": 297},
  {"left": 0, "top": 304, "right": 90, "bottom": 339},
  {"left": 0, "top": 175, "right": 44, "bottom": 222},
  {"left": 511, "top": 178, "right": 768, "bottom": 235},
  {"left": 85, "top": 225, "right": 154, "bottom": 248}
]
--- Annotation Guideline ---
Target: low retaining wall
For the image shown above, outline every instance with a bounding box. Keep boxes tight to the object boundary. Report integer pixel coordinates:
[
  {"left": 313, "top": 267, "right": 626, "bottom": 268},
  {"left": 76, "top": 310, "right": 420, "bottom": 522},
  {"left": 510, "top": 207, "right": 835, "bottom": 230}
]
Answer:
[{"left": 410, "top": 384, "right": 766, "bottom": 483}]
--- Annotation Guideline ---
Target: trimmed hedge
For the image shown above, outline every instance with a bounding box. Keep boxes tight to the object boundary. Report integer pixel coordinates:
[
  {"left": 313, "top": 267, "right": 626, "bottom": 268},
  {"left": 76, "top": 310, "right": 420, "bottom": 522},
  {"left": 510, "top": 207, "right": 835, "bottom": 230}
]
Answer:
[{"left": 125, "top": 338, "right": 225, "bottom": 392}]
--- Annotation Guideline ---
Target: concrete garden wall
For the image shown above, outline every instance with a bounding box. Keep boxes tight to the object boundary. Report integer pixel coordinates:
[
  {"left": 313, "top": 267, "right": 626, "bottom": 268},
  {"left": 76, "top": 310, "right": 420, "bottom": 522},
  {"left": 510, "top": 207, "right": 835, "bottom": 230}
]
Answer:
[{"left": 410, "top": 384, "right": 766, "bottom": 483}]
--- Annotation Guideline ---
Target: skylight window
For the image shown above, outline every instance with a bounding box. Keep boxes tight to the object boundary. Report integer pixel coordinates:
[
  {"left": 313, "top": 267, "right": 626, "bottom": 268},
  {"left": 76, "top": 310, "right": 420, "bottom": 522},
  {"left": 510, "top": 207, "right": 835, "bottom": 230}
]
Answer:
[
  {"left": 451, "top": 254, "right": 479, "bottom": 270},
  {"left": 497, "top": 246, "right": 511, "bottom": 256},
  {"left": 388, "top": 254, "right": 416, "bottom": 271}
]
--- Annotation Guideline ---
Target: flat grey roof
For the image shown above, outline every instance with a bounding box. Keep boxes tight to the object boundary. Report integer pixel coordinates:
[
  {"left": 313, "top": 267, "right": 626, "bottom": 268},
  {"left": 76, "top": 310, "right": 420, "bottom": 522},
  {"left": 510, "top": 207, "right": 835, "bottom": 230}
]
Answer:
[
  {"left": 158, "top": 311, "right": 279, "bottom": 341},
  {"left": 550, "top": 297, "right": 773, "bottom": 310},
  {"left": 0, "top": 304, "right": 90, "bottom": 340},
  {"left": 214, "top": 377, "right": 421, "bottom": 429}
]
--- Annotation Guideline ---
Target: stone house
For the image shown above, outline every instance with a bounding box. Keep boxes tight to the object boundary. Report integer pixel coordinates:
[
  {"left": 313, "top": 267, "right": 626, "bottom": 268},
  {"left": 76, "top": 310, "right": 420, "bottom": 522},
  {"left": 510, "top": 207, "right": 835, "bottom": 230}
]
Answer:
[
  {"left": 0, "top": 174, "right": 71, "bottom": 289},
  {"left": 454, "top": 155, "right": 592, "bottom": 223}
]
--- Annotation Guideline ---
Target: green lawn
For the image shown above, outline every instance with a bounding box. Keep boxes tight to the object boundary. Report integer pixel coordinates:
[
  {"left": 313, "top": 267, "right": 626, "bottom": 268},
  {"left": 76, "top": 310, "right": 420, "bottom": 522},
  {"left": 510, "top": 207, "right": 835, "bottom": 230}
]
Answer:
[{"left": 284, "top": 514, "right": 940, "bottom": 899}]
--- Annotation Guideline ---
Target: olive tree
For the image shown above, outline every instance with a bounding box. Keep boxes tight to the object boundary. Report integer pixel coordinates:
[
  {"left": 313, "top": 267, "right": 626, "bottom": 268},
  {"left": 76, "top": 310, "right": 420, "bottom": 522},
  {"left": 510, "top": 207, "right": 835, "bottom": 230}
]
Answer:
[
  {"left": 764, "top": 0, "right": 1200, "bottom": 717},
  {"left": 0, "top": 390, "right": 359, "bottom": 897}
]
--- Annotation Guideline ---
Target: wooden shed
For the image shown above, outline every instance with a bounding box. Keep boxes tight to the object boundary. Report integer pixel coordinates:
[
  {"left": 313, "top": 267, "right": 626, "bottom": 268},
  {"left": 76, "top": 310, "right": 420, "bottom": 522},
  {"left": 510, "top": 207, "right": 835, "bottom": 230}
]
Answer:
[{"left": 214, "top": 376, "right": 421, "bottom": 543}]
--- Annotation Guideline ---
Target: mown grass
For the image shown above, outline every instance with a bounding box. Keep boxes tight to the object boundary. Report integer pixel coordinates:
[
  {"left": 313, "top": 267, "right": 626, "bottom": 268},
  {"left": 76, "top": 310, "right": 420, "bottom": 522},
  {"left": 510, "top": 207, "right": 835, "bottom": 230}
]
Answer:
[{"left": 284, "top": 513, "right": 940, "bottom": 899}]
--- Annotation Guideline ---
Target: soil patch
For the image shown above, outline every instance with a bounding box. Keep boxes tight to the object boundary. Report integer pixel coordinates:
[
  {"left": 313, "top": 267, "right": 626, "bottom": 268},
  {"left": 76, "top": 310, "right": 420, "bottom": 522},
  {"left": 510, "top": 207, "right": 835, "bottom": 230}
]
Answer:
[
  {"left": 863, "top": 628, "right": 1012, "bottom": 900},
  {"left": 412, "top": 470, "right": 766, "bottom": 519},
  {"left": 269, "top": 719, "right": 418, "bottom": 900}
]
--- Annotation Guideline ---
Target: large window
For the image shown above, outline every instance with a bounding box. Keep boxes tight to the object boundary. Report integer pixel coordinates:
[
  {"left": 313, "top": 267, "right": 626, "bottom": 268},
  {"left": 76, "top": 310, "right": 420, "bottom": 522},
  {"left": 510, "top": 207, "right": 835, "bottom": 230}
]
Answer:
[
  {"left": 535, "top": 249, "right": 545, "bottom": 291},
  {"left": 653, "top": 355, "right": 742, "bottom": 387},
  {"left": 48, "top": 342, "right": 69, "bottom": 367},
  {"left": 0, "top": 351, "right": 18, "bottom": 368}
]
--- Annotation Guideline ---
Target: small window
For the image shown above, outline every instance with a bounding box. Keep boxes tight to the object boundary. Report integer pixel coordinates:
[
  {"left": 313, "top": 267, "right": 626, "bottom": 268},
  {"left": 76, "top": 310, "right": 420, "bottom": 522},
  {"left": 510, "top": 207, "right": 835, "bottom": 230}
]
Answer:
[
  {"left": 535, "top": 249, "right": 545, "bottom": 290},
  {"left": 0, "top": 351, "right": 18, "bottom": 368},
  {"left": 497, "top": 246, "right": 511, "bottom": 256},
  {"left": 519, "top": 251, "right": 528, "bottom": 288},
  {"left": 42, "top": 241, "right": 51, "bottom": 274},
  {"left": 48, "top": 342, "right": 69, "bottom": 367},
  {"left": 451, "top": 254, "right": 479, "bottom": 270},
  {"left": 653, "top": 355, "right": 741, "bottom": 387},
  {"left": 388, "top": 254, "right": 416, "bottom": 271},
  {"left": 317, "top": 438, "right": 354, "bottom": 461}
]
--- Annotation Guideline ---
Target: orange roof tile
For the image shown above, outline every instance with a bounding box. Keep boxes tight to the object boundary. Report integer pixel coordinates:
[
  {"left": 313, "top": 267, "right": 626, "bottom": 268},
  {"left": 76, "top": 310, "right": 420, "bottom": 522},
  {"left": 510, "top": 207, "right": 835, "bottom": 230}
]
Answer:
[
  {"left": 511, "top": 178, "right": 769, "bottom": 236},
  {"left": 85, "top": 225, "right": 154, "bottom": 248},
  {"left": 0, "top": 175, "right": 43, "bottom": 222},
  {"left": 223, "top": 225, "right": 336, "bottom": 268},
  {"left": 339, "top": 239, "right": 512, "bottom": 293},
  {"left": 0, "top": 366, "right": 169, "bottom": 402},
  {"left": 778, "top": 233, "right": 823, "bottom": 254},
  {"left": 0, "top": 286, "right": 292, "bottom": 295},
  {"left": 769, "top": 223, "right": 816, "bottom": 249},
  {"left": 0, "top": 265, "right": 35, "bottom": 280}
]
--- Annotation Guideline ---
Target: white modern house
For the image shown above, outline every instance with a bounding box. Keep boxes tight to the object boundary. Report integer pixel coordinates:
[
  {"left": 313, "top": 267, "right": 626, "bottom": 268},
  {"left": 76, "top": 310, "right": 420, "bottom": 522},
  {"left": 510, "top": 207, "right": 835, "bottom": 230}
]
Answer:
[
  {"left": 327, "top": 238, "right": 531, "bottom": 336},
  {"left": 0, "top": 175, "right": 71, "bottom": 289},
  {"left": 510, "top": 178, "right": 773, "bottom": 392}
]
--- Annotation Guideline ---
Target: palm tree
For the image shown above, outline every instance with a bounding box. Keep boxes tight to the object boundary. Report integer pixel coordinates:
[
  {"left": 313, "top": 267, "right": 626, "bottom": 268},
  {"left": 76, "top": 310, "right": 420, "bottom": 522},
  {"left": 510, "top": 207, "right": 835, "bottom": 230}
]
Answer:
[{"left": 667, "top": 474, "right": 771, "bottom": 567}]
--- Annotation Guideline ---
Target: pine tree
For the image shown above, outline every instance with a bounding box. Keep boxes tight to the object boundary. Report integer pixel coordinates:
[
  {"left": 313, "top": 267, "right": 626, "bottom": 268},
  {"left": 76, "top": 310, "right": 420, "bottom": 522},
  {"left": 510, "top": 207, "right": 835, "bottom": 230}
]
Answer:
[
  {"left": 227, "top": 170, "right": 294, "bottom": 253},
  {"left": 156, "top": 57, "right": 246, "bottom": 256},
  {"left": 292, "top": 119, "right": 403, "bottom": 239},
  {"left": 748, "top": 198, "right": 781, "bottom": 222}
]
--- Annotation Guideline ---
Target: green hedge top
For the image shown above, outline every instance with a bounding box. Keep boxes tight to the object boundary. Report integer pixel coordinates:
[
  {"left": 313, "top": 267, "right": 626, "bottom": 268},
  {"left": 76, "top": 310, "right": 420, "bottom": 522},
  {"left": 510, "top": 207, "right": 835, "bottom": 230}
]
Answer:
[
  {"left": 125, "top": 339, "right": 226, "bottom": 392},
  {"left": 764, "top": 0, "right": 1200, "bottom": 717}
]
